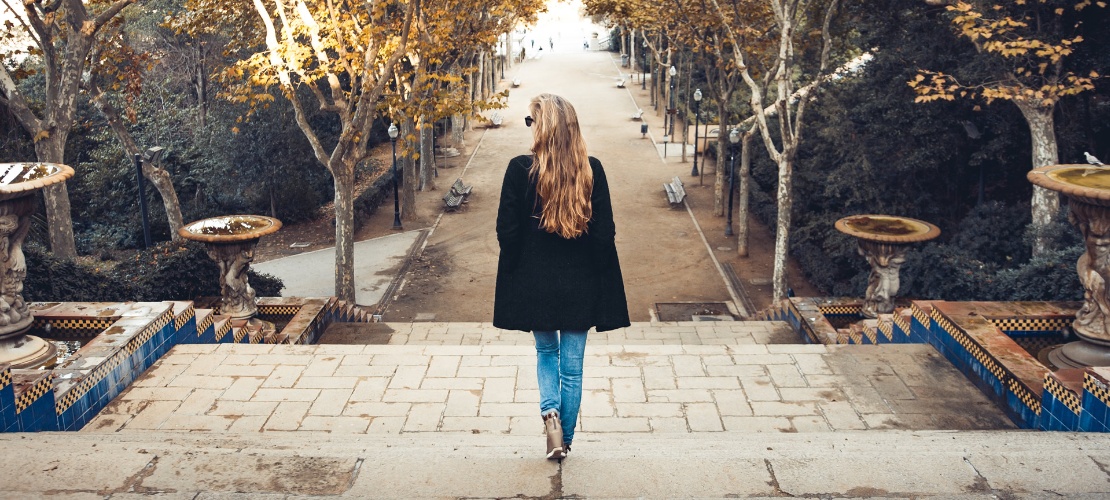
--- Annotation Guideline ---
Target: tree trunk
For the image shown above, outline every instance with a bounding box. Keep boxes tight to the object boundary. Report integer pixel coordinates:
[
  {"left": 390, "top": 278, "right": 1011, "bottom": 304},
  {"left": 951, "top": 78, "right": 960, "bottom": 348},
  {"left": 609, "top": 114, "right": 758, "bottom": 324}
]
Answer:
[
  {"left": 332, "top": 165, "right": 356, "bottom": 302},
  {"left": 629, "top": 30, "right": 636, "bottom": 72},
  {"left": 145, "top": 167, "right": 186, "bottom": 241},
  {"left": 91, "top": 90, "right": 185, "bottom": 241},
  {"left": 490, "top": 52, "right": 497, "bottom": 94},
  {"left": 417, "top": 116, "right": 427, "bottom": 191},
  {"left": 477, "top": 54, "right": 486, "bottom": 101},
  {"left": 419, "top": 116, "right": 437, "bottom": 191},
  {"left": 467, "top": 72, "right": 475, "bottom": 112},
  {"left": 1016, "top": 101, "right": 1061, "bottom": 257},
  {"left": 714, "top": 98, "right": 729, "bottom": 216},
  {"left": 737, "top": 131, "right": 752, "bottom": 257},
  {"left": 194, "top": 44, "right": 208, "bottom": 128},
  {"left": 681, "top": 56, "right": 691, "bottom": 163},
  {"left": 402, "top": 116, "right": 418, "bottom": 218},
  {"left": 713, "top": 125, "right": 724, "bottom": 217},
  {"left": 34, "top": 136, "right": 78, "bottom": 259},
  {"left": 452, "top": 112, "right": 466, "bottom": 149},
  {"left": 772, "top": 154, "right": 793, "bottom": 301}
]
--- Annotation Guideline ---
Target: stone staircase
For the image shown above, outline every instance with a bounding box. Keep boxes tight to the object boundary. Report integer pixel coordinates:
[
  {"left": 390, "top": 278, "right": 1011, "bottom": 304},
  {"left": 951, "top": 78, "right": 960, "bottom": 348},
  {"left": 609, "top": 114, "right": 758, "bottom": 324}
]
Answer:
[{"left": 7, "top": 317, "right": 1110, "bottom": 496}]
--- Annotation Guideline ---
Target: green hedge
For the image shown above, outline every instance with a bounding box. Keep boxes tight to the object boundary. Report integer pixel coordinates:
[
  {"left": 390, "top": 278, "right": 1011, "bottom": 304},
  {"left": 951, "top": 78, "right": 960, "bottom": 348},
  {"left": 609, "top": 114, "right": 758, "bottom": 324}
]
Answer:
[{"left": 23, "top": 242, "right": 283, "bottom": 303}]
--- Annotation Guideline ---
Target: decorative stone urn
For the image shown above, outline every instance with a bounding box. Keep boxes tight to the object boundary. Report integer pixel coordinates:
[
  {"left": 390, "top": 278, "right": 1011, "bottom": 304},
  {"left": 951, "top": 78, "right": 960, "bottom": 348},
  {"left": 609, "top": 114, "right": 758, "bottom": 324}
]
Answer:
[
  {"left": 1029, "top": 165, "right": 1110, "bottom": 368},
  {"left": 178, "top": 216, "right": 281, "bottom": 322},
  {"left": 835, "top": 215, "right": 941, "bottom": 318},
  {"left": 0, "top": 163, "right": 75, "bottom": 368}
]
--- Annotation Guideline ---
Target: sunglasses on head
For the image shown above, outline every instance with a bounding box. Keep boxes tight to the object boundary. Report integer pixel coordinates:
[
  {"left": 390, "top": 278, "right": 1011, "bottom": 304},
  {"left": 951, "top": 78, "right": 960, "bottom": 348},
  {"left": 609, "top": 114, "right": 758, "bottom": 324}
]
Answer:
[{"left": 525, "top": 116, "right": 534, "bottom": 127}]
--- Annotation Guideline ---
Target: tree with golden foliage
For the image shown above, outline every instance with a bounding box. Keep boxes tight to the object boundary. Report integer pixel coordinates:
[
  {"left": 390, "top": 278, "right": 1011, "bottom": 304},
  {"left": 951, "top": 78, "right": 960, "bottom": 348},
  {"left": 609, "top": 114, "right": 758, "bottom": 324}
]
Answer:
[
  {"left": 224, "top": 0, "right": 417, "bottom": 302},
  {"left": 383, "top": 0, "right": 543, "bottom": 216},
  {"left": 911, "top": 0, "right": 1103, "bottom": 255}
]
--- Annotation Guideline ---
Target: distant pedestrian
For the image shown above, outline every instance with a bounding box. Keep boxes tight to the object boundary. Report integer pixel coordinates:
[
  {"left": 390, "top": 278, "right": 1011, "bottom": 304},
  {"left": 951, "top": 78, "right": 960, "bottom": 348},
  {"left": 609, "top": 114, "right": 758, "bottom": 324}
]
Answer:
[{"left": 494, "top": 94, "right": 630, "bottom": 461}]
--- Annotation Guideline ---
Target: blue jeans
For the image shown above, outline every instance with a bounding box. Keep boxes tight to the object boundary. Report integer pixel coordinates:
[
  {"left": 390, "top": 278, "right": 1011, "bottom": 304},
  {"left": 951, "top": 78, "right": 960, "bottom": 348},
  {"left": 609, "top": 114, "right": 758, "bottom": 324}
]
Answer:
[{"left": 533, "top": 330, "right": 587, "bottom": 445}]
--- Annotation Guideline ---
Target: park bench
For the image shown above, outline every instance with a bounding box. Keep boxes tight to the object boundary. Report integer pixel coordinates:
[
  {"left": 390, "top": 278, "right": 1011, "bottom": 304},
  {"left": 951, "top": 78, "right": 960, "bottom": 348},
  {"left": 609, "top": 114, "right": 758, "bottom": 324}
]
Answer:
[
  {"left": 631, "top": 108, "right": 643, "bottom": 121},
  {"left": 616, "top": 78, "right": 626, "bottom": 88},
  {"left": 512, "top": 78, "right": 521, "bottom": 87},
  {"left": 664, "top": 176, "right": 686, "bottom": 207},
  {"left": 443, "top": 178, "right": 473, "bottom": 211},
  {"left": 489, "top": 112, "right": 503, "bottom": 128}
]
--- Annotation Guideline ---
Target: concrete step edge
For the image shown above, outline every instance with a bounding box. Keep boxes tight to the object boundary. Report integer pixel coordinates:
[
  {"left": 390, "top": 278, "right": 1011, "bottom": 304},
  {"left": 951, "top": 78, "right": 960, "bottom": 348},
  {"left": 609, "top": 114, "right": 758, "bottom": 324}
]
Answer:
[{"left": 52, "top": 429, "right": 1105, "bottom": 455}]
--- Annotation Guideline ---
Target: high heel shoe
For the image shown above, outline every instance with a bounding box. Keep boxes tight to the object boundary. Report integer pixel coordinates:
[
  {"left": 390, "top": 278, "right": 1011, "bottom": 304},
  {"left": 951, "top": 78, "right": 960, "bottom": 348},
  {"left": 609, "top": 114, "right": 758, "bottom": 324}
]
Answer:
[{"left": 543, "top": 413, "right": 564, "bottom": 460}]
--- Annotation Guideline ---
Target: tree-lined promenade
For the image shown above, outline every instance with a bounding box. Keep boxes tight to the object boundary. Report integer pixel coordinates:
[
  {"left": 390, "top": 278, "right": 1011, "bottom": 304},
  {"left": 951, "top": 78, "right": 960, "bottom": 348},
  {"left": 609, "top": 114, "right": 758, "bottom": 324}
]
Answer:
[{"left": 2, "top": 0, "right": 1109, "bottom": 306}]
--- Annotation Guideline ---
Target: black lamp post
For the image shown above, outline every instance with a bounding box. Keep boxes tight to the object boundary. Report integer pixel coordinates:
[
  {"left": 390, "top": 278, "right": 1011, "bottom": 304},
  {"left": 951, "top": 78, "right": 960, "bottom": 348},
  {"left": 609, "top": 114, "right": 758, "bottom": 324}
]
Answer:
[
  {"left": 692, "top": 88, "right": 702, "bottom": 177},
  {"left": 641, "top": 42, "right": 647, "bottom": 90},
  {"left": 388, "top": 123, "right": 402, "bottom": 230},
  {"left": 726, "top": 128, "right": 740, "bottom": 236},
  {"left": 667, "top": 65, "right": 677, "bottom": 137}
]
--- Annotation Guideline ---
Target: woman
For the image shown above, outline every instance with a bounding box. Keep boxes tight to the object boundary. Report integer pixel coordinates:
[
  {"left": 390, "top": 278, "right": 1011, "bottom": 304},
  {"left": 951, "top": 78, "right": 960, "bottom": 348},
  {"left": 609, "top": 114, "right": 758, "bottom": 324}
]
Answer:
[{"left": 494, "top": 94, "right": 631, "bottom": 460}]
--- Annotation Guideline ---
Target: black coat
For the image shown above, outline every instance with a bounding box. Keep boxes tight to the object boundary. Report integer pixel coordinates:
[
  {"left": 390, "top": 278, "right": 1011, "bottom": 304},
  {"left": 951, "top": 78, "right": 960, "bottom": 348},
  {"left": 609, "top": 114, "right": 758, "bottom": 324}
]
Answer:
[{"left": 493, "top": 155, "right": 631, "bottom": 333}]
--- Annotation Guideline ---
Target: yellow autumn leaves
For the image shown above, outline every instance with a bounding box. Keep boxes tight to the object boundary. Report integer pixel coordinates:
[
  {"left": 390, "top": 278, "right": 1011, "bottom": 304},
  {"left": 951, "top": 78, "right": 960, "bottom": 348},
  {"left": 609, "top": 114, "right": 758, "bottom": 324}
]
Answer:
[{"left": 910, "top": 0, "right": 1103, "bottom": 109}]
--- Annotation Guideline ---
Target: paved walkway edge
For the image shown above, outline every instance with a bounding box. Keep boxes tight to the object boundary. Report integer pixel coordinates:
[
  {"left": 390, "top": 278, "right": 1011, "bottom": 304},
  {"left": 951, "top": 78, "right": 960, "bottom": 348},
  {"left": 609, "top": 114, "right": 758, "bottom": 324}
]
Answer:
[{"left": 4, "top": 430, "right": 1109, "bottom": 497}]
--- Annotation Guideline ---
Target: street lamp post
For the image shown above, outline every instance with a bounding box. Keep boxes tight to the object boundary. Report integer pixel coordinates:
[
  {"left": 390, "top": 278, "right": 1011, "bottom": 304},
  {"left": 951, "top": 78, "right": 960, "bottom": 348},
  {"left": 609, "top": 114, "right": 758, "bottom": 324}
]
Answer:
[
  {"left": 726, "top": 128, "right": 740, "bottom": 236},
  {"left": 641, "top": 42, "right": 647, "bottom": 90},
  {"left": 692, "top": 89, "right": 702, "bottom": 177},
  {"left": 667, "top": 65, "right": 677, "bottom": 137},
  {"left": 388, "top": 123, "right": 403, "bottom": 230}
]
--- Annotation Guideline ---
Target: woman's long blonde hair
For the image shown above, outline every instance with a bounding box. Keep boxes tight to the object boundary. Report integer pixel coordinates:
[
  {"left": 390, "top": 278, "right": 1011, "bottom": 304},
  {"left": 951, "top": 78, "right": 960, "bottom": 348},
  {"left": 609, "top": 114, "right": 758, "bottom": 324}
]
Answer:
[{"left": 529, "top": 94, "right": 593, "bottom": 239}]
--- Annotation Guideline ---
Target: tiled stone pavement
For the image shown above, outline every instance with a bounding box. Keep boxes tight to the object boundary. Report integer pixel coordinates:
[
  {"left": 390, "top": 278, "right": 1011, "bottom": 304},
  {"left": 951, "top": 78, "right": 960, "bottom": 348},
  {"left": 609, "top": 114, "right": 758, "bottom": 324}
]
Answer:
[{"left": 84, "top": 322, "right": 1014, "bottom": 434}]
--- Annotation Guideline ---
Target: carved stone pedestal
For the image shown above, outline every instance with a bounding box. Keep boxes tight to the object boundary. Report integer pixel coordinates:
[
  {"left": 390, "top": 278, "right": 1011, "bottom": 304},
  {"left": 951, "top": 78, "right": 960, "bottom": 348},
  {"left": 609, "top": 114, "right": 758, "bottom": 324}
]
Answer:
[
  {"left": 856, "top": 240, "right": 909, "bottom": 318},
  {"left": 179, "top": 216, "right": 282, "bottom": 328},
  {"left": 835, "top": 215, "right": 941, "bottom": 319},
  {"left": 0, "top": 163, "right": 74, "bottom": 369},
  {"left": 205, "top": 240, "right": 261, "bottom": 320},
  {"left": 1030, "top": 165, "right": 1110, "bottom": 368}
]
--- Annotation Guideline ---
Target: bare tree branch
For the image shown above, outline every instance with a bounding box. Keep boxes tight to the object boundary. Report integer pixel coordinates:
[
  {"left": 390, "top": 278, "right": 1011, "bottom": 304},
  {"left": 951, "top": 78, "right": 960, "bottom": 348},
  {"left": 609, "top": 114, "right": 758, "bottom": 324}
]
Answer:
[
  {"left": 0, "top": 65, "right": 43, "bottom": 134},
  {"left": 92, "top": 0, "right": 138, "bottom": 32}
]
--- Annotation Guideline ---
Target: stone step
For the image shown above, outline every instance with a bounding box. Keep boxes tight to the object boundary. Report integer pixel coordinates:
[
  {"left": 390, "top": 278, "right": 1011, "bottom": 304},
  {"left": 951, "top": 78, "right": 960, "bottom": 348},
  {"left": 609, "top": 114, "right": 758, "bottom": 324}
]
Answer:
[
  {"left": 320, "top": 320, "right": 803, "bottom": 346},
  {"left": 3, "top": 430, "right": 1108, "bottom": 498}
]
